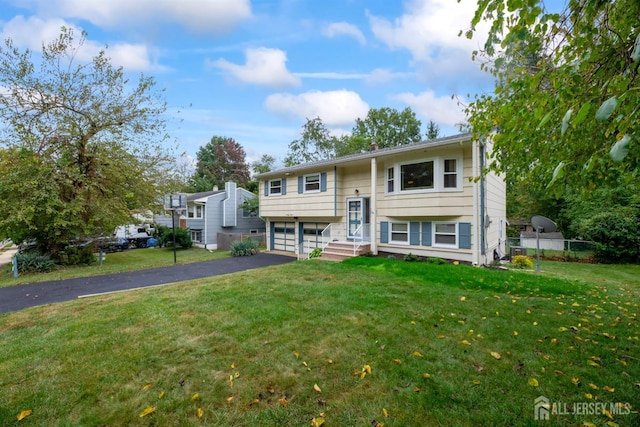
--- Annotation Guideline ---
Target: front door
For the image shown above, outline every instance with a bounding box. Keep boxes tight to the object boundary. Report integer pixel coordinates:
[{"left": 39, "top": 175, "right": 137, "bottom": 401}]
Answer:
[{"left": 347, "top": 197, "right": 369, "bottom": 240}]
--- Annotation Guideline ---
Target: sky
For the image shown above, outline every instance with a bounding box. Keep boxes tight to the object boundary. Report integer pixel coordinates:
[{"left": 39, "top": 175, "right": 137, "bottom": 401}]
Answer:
[{"left": 0, "top": 0, "right": 511, "bottom": 167}]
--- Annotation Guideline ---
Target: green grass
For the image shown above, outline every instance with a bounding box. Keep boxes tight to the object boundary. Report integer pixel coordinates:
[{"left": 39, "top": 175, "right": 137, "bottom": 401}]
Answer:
[
  {"left": 0, "top": 258, "right": 638, "bottom": 426},
  {"left": 0, "top": 247, "right": 229, "bottom": 288}
]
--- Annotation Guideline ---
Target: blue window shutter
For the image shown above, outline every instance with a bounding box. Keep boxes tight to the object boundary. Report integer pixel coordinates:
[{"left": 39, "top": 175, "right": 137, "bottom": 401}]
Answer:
[
  {"left": 282, "top": 178, "right": 287, "bottom": 195},
  {"left": 264, "top": 181, "right": 269, "bottom": 197},
  {"left": 421, "top": 222, "right": 432, "bottom": 246},
  {"left": 410, "top": 222, "right": 420, "bottom": 245},
  {"left": 380, "top": 221, "right": 389, "bottom": 244},
  {"left": 298, "top": 222, "right": 304, "bottom": 244},
  {"left": 298, "top": 176, "right": 304, "bottom": 194},
  {"left": 459, "top": 222, "right": 472, "bottom": 249},
  {"left": 320, "top": 172, "right": 327, "bottom": 192}
]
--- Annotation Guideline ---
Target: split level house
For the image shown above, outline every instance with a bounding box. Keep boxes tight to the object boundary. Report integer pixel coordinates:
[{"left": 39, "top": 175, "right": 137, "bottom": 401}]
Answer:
[
  {"left": 257, "top": 133, "right": 506, "bottom": 265},
  {"left": 155, "top": 181, "right": 265, "bottom": 250}
]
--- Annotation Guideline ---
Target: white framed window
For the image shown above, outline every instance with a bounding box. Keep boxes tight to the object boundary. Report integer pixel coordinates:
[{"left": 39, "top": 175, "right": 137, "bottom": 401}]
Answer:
[
  {"left": 191, "top": 229, "right": 202, "bottom": 242},
  {"left": 386, "top": 167, "right": 395, "bottom": 193},
  {"left": 187, "top": 204, "right": 203, "bottom": 219},
  {"left": 389, "top": 222, "right": 409, "bottom": 244},
  {"left": 443, "top": 158, "right": 459, "bottom": 189},
  {"left": 304, "top": 174, "right": 320, "bottom": 193},
  {"left": 269, "top": 179, "right": 282, "bottom": 195},
  {"left": 433, "top": 222, "right": 458, "bottom": 248}
]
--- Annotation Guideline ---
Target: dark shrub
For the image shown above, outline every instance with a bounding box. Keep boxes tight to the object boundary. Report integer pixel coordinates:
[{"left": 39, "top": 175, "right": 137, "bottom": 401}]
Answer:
[
  {"left": 578, "top": 211, "right": 640, "bottom": 264},
  {"left": 230, "top": 238, "right": 259, "bottom": 257},
  {"left": 156, "top": 226, "right": 193, "bottom": 249},
  {"left": 15, "top": 252, "right": 57, "bottom": 273}
]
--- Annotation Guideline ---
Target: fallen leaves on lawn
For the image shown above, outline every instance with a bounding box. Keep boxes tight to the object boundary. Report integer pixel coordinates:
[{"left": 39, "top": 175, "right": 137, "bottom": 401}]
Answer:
[
  {"left": 528, "top": 378, "right": 539, "bottom": 387},
  {"left": 490, "top": 351, "right": 501, "bottom": 360},
  {"left": 17, "top": 410, "right": 32, "bottom": 421},
  {"left": 139, "top": 406, "right": 155, "bottom": 417},
  {"left": 310, "top": 413, "right": 325, "bottom": 426},
  {"left": 196, "top": 407, "right": 204, "bottom": 418},
  {"left": 313, "top": 383, "right": 322, "bottom": 393}
]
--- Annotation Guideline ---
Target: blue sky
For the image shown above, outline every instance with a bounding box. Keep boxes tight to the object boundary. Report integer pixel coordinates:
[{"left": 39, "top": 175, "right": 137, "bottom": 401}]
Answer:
[{"left": 0, "top": 0, "right": 527, "bottom": 167}]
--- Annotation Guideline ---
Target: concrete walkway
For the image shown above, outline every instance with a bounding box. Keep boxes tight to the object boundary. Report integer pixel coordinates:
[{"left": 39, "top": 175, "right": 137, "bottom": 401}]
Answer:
[
  {"left": 0, "top": 252, "right": 295, "bottom": 314},
  {"left": 0, "top": 246, "right": 18, "bottom": 270}
]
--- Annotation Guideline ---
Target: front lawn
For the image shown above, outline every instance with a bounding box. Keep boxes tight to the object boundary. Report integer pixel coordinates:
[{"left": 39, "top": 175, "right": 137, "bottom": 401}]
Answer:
[
  {"left": 0, "top": 258, "right": 638, "bottom": 426},
  {"left": 0, "top": 247, "right": 229, "bottom": 288}
]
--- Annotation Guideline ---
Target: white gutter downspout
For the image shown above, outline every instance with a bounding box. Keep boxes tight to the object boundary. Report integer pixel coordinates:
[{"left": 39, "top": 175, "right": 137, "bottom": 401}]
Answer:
[{"left": 370, "top": 157, "right": 377, "bottom": 255}]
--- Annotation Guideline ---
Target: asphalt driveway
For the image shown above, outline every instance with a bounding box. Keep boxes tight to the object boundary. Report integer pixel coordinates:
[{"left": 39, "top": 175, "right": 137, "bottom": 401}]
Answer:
[{"left": 0, "top": 253, "right": 295, "bottom": 314}]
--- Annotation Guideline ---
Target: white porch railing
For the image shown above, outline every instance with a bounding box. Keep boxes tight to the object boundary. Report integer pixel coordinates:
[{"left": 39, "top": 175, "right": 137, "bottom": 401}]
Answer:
[{"left": 351, "top": 223, "right": 370, "bottom": 256}]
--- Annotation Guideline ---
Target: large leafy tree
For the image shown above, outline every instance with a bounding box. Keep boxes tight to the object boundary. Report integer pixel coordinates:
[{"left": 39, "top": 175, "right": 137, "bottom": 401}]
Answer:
[
  {"left": 284, "top": 107, "right": 424, "bottom": 166},
  {"left": 0, "top": 28, "right": 176, "bottom": 258},
  {"left": 351, "top": 107, "right": 422, "bottom": 150},
  {"left": 464, "top": 0, "right": 639, "bottom": 195},
  {"left": 189, "top": 136, "right": 250, "bottom": 192},
  {"left": 284, "top": 117, "right": 340, "bottom": 166}
]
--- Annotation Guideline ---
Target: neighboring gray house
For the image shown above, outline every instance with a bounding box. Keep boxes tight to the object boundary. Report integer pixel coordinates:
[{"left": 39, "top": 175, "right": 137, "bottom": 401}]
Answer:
[{"left": 155, "top": 181, "right": 264, "bottom": 249}]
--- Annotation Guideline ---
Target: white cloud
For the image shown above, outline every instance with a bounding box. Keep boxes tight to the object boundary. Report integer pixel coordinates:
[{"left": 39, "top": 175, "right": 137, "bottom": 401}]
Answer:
[
  {"left": 211, "top": 47, "right": 301, "bottom": 89},
  {"left": 323, "top": 22, "right": 366, "bottom": 45},
  {"left": 364, "top": 68, "right": 414, "bottom": 84},
  {"left": 392, "top": 90, "right": 466, "bottom": 127},
  {"left": 0, "top": 15, "right": 161, "bottom": 72},
  {"left": 35, "top": 0, "right": 252, "bottom": 34},
  {"left": 368, "top": 0, "right": 482, "bottom": 62},
  {"left": 264, "top": 90, "right": 369, "bottom": 127}
]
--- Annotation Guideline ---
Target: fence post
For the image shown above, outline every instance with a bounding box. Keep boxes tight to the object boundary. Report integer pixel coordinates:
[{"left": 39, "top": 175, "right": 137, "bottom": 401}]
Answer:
[{"left": 12, "top": 254, "right": 18, "bottom": 278}]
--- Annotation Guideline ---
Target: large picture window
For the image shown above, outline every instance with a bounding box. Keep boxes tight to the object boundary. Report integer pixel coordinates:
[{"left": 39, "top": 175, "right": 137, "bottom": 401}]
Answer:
[
  {"left": 433, "top": 222, "right": 457, "bottom": 247},
  {"left": 269, "top": 179, "right": 282, "bottom": 195},
  {"left": 401, "top": 161, "right": 434, "bottom": 191}
]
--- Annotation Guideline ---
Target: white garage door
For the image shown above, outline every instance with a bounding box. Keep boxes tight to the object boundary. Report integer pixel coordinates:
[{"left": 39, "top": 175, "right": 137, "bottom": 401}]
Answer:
[{"left": 271, "top": 222, "right": 295, "bottom": 252}]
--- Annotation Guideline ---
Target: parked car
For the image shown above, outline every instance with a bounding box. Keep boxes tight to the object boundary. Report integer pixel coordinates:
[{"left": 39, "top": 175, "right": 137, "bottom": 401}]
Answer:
[{"left": 99, "top": 237, "right": 130, "bottom": 252}]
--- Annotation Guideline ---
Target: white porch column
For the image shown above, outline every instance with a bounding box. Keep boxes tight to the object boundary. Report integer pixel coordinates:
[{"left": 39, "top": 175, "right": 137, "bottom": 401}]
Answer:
[{"left": 370, "top": 157, "right": 378, "bottom": 255}]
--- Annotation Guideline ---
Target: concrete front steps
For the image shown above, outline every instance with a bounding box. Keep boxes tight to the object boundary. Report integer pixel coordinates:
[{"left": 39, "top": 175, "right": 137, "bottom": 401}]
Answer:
[{"left": 320, "top": 241, "right": 371, "bottom": 261}]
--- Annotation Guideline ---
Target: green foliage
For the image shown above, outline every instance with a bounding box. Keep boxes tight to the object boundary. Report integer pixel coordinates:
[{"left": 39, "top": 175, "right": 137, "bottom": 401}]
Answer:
[
  {"left": 58, "top": 244, "right": 97, "bottom": 266},
  {"left": 284, "top": 108, "right": 425, "bottom": 166},
  {"left": 188, "top": 136, "right": 251, "bottom": 192},
  {"left": 284, "top": 117, "right": 340, "bottom": 166},
  {"left": 426, "top": 257, "right": 446, "bottom": 265},
  {"left": 0, "top": 28, "right": 177, "bottom": 260},
  {"left": 425, "top": 120, "right": 441, "bottom": 140},
  {"left": 155, "top": 225, "right": 193, "bottom": 249},
  {"left": 403, "top": 252, "right": 419, "bottom": 262},
  {"left": 465, "top": 0, "right": 640, "bottom": 195},
  {"left": 15, "top": 252, "right": 57, "bottom": 273},
  {"left": 239, "top": 196, "right": 259, "bottom": 218},
  {"left": 230, "top": 238, "right": 259, "bottom": 257},
  {"left": 350, "top": 107, "right": 422, "bottom": 149},
  {"left": 511, "top": 255, "right": 533, "bottom": 269},
  {"left": 577, "top": 211, "right": 640, "bottom": 264},
  {"left": 309, "top": 247, "right": 322, "bottom": 259}
]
